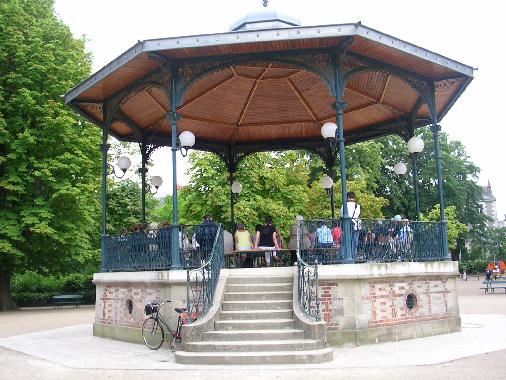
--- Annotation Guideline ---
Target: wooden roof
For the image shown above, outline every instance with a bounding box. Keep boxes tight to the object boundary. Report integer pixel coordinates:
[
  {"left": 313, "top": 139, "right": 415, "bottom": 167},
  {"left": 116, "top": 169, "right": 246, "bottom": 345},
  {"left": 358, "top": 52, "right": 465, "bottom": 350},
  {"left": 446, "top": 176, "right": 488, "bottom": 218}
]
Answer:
[{"left": 65, "top": 22, "right": 474, "bottom": 155}]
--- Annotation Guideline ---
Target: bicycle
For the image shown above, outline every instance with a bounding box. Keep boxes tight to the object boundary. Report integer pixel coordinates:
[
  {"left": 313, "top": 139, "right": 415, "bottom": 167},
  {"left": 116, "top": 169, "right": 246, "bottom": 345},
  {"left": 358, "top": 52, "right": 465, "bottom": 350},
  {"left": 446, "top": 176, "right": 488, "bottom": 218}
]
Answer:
[{"left": 142, "top": 300, "right": 187, "bottom": 351}]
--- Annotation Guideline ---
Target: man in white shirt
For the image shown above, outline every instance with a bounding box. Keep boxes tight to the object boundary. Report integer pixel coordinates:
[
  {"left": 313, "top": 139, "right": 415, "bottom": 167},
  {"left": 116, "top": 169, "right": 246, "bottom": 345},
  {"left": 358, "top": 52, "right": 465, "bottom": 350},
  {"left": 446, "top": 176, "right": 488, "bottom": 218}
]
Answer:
[{"left": 340, "top": 191, "right": 361, "bottom": 257}]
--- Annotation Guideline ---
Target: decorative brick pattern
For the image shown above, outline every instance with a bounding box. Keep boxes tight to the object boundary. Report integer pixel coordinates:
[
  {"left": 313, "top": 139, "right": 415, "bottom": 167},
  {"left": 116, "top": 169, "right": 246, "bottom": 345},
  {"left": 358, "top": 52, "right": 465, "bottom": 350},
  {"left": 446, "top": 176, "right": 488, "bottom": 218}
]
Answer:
[
  {"left": 364, "top": 279, "right": 451, "bottom": 328},
  {"left": 97, "top": 284, "right": 162, "bottom": 328},
  {"left": 319, "top": 281, "right": 342, "bottom": 329}
]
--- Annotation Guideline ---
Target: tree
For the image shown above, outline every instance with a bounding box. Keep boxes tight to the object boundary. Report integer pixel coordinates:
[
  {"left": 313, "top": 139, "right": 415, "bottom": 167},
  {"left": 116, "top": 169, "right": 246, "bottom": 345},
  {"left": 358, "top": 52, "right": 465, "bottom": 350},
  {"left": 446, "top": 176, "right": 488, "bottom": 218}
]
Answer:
[
  {"left": 106, "top": 179, "right": 158, "bottom": 234},
  {"left": 176, "top": 150, "right": 387, "bottom": 240},
  {"left": 375, "top": 129, "right": 485, "bottom": 228},
  {"left": 0, "top": 0, "right": 99, "bottom": 310},
  {"left": 422, "top": 205, "right": 468, "bottom": 260}
]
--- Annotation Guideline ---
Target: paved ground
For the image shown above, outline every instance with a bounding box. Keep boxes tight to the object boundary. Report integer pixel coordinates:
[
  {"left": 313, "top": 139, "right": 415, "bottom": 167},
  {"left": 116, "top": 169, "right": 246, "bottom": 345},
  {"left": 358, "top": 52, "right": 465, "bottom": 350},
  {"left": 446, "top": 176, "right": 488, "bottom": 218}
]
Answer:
[{"left": 0, "top": 277, "right": 505, "bottom": 379}]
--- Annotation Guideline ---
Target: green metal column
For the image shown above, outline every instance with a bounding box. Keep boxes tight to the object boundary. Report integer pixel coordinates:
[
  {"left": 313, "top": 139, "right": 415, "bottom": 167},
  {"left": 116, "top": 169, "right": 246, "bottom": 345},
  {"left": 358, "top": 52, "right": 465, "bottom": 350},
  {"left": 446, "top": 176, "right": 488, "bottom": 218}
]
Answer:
[
  {"left": 101, "top": 107, "right": 110, "bottom": 272},
  {"left": 140, "top": 137, "right": 147, "bottom": 224},
  {"left": 430, "top": 89, "right": 449, "bottom": 260},
  {"left": 334, "top": 57, "right": 352, "bottom": 263},
  {"left": 169, "top": 66, "right": 182, "bottom": 269}
]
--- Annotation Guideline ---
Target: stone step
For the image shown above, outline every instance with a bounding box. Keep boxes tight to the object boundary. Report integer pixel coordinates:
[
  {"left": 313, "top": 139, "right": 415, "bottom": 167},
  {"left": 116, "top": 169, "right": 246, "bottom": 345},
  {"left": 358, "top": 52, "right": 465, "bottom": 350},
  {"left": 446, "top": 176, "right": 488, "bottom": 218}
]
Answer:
[
  {"left": 226, "top": 283, "right": 293, "bottom": 292},
  {"left": 203, "top": 329, "right": 305, "bottom": 341},
  {"left": 228, "top": 276, "right": 293, "bottom": 284},
  {"left": 175, "top": 347, "right": 334, "bottom": 365},
  {"left": 222, "top": 300, "right": 293, "bottom": 311},
  {"left": 215, "top": 319, "right": 294, "bottom": 330},
  {"left": 183, "top": 339, "right": 323, "bottom": 352},
  {"left": 224, "top": 291, "right": 292, "bottom": 301},
  {"left": 220, "top": 309, "right": 293, "bottom": 320}
]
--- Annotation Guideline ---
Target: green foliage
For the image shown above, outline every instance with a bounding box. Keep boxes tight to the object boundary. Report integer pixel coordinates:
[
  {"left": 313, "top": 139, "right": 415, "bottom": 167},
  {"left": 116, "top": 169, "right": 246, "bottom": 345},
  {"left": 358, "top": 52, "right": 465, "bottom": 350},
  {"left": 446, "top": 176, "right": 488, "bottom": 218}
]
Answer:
[
  {"left": 11, "top": 271, "right": 95, "bottom": 306},
  {"left": 0, "top": 0, "right": 101, "bottom": 309},
  {"left": 151, "top": 195, "right": 173, "bottom": 224},
  {"left": 177, "top": 151, "right": 387, "bottom": 240},
  {"left": 375, "top": 130, "right": 485, "bottom": 227},
  {"left": 106, "top": 179, "right": 157, "bottom": 234},
  {"left": 459, "top": 259, "right": 489, "bottom": 274},
  {"left": 422, "top": 205, "right": 468, "bottom": 252}
]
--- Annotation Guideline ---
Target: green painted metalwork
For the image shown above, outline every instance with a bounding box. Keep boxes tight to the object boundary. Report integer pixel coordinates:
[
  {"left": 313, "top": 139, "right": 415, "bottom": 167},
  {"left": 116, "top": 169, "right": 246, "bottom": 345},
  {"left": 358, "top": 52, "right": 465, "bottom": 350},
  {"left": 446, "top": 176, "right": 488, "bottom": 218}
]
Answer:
[
  {"left": 186, "top": 224, "right": 224, "bottom": 323},
  {"left": 296, "top": 221, "right": 321, "bottom": 321},
  {"left": 170, "top": 64, "right": 182, "bottom": 269},
  {"left": 299, "top": 219, "right": 446, "bottom": 264},
  {"left": 100, "top": 105, "right": 109, "bottom": 272}
]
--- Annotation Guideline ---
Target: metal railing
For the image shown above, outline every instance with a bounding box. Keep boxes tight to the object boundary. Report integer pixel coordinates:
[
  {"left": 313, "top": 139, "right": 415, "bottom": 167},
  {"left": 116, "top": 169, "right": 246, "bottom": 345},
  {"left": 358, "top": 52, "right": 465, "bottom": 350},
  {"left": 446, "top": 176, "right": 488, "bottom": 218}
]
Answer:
[
  {"left": 103, "top": 224, "right": 223, "bottom": 272},
  {"left": 296, "top": 221, "right": 321, "bottom": 321},
  {"left": 104, "top": 227, "right": 173, "bottom": 271},
  {"left": 299, "top": 218, "right": 445, "bottom": 264},
  {"left": 185, "top": 223, "right": 224, "bottom": 322}
]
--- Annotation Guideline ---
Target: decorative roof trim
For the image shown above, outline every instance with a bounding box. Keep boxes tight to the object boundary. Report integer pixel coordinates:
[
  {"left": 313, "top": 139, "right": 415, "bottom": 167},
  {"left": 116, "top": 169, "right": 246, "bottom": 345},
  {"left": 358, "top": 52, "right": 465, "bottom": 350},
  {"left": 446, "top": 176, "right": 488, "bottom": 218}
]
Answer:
[{"left": 65, "top": 23, "right": 475, "bottom": 104}]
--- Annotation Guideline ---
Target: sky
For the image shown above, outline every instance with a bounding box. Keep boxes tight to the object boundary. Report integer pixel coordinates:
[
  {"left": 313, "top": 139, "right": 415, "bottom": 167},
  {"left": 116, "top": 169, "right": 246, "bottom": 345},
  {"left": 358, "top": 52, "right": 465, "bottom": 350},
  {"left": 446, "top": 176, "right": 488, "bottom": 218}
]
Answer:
[{"left": 54, "top": 0, "right": 506, "bottom": 219}]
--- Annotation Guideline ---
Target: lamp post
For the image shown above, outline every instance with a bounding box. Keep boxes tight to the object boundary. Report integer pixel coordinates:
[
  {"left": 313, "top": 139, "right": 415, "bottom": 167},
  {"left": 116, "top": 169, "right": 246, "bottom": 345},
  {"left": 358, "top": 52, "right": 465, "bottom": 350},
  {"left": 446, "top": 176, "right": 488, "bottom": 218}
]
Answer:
[
  {"left": 320, "top": 122, "right": 338, "bottom": 218},
  {"left": 230, "top": 180, "right": 242, "bottom": 249},
  {"left": 320, "top": 175, "right": 335, "bottom": 218},
  {"left": 407, "top": 136, "right": 424, "bottom": 220},
  {"left": 108, "top": 156, "right": 131, "bottom": 178},
  {"left": 178, "top": 131, "right": 196, "bottom": 157}
]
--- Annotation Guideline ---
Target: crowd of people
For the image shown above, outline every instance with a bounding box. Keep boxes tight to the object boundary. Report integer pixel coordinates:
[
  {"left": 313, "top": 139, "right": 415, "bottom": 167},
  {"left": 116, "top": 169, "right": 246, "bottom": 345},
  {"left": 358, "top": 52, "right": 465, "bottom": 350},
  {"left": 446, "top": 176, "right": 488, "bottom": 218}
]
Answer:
[{"left": 112, "top": 191, "right": 419, "bottom": 265}]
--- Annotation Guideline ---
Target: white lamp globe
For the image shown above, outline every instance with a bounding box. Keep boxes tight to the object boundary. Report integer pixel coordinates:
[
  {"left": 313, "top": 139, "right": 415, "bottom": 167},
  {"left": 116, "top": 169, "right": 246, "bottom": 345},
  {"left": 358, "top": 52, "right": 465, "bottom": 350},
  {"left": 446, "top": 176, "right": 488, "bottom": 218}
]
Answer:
[
  {"left": 150, "top": 176, "right": 163, "bottom": 189},
  {"left": 319, "top": 175, "right": 334, "bottom": 189},
  {"left": 117, "top": 156, "right": 131, "bottom": 172},
  {"left": 320, "top": 122, "right": 338, "bottom": 139},
  {"left": 231, "top": 181, "right": 243, "bottom": 194},
  {"left": 179, "top": 131, "right": 196, "bottom": 148},
  {"left": 393, "top": 162, "right": 407, "bottom": 175},
  {"left": 407, "top": 136, "right": 424, "bottom": 154}
]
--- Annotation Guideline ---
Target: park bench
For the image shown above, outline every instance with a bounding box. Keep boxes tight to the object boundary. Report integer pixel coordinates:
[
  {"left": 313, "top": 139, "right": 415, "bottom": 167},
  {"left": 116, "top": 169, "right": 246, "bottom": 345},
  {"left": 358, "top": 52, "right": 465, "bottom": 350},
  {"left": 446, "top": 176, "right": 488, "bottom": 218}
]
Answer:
[
  {"left": 53, "top": 294, "right": 84, "bottom": 308},
  {"left": 480, "top": 281, "right": 506, "bottom": 294}
]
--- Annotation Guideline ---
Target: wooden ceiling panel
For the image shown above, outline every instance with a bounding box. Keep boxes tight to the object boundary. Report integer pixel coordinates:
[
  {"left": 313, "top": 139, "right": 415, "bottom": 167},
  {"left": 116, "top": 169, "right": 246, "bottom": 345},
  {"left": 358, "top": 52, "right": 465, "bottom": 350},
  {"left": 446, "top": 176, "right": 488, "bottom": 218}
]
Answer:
[
  {"left": 110, "top": 120, "right": 133, "bottom": 137},
  {"left": 179, "top": 118, "right": 236, "bottom": 142},
  {"left": 79, "top": 103, "right": 104, "bottom": 123},
  {"left": 347, "top": 70, "right": 390, "bottom": 101},
  {"left": 179, "top": 76, "right": 254, "bottom": 124},
  {"left": 343, "top": 103, "right": 399, "bottom": 130},
  {"left": 380, "top": 76, "right": 419, "bottom": 115},
  {"left": 262, "top": 67, "right": 300, "bottom": 79},
  {"left": 79, "top": 52, "right": 159, "bottom": 100},
  {"left": 237, "top": 122, "right": 318, "bottom": 142},
  {"left": 343, "top": 88, "right": 376, "bottom": 111},
  {"left": 121, "top": 91, "right": 166, "bottom": 128},
  {"left": 288, "top": 71, "right": 334, "bottom": 119},
  {"left": 182, "top": 68, "right": 234, "bottom": 105},
  {"left": 233, "top": 65, "right": 269, "bottom": 79},
  {"left": 351, "top": 37, "right": 456, "bottom": 80},
  {"left": 240, "top": 80, "right": 313, "bottom": 124}
]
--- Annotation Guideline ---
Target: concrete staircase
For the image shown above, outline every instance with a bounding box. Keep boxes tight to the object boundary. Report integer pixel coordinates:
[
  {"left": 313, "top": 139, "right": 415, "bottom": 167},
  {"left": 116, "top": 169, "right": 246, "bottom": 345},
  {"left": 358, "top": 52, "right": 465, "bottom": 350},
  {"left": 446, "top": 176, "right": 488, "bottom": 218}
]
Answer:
[{"left": 175, "top": 273, "right": 333, "bottom": 365}]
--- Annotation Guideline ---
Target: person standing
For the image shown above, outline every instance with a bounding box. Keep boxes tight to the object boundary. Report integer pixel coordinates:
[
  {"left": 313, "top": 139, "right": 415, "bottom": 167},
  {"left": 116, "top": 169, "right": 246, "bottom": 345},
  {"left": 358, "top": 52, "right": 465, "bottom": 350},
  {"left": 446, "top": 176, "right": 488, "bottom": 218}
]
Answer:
[
  {"left": 340, "top": 191, "right": 361, "bottom": 257},
  {"left": 195, "top": 215, "right": 219, "bottom": 260},
  {"left": 235, "top": 223, "right": 253, "bottom": 267},
  {"left": 254, "top": 216, "right": 280, "bottom": 267}
]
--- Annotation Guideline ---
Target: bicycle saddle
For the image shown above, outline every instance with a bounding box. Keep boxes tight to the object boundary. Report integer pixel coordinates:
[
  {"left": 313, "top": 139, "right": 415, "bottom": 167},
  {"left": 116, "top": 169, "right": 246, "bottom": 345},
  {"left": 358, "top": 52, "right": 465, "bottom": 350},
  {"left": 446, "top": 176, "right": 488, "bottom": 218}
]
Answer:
[{"left": 175, "top": 307, "right": 187, "bottom": 314}]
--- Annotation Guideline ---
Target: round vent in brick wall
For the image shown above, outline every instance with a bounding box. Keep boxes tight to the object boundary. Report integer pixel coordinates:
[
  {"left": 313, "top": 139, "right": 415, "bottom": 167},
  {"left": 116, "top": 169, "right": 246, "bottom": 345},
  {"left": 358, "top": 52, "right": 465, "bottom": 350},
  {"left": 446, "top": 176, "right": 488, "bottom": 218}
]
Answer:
[
  {"left": 126, "top": 299, "right": 133, "bottom": 315},
  {"left": 406, "top": 293, "right": 417, "bottom": 310}
]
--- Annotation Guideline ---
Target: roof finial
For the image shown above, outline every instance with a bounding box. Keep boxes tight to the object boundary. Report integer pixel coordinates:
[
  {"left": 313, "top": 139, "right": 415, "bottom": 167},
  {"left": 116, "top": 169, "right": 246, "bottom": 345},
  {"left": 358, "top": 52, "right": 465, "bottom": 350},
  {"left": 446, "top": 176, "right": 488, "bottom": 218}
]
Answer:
[{"left": 263, "top": 0, "right": 268, "bottom": 7}]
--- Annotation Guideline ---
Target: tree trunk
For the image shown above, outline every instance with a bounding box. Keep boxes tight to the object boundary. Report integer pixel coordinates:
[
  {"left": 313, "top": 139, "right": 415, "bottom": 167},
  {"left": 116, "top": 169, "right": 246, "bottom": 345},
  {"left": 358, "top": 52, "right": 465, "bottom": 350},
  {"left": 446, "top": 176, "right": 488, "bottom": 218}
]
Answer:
[{"left": 0, "top": 270, "right": 17, "bottom": 311}]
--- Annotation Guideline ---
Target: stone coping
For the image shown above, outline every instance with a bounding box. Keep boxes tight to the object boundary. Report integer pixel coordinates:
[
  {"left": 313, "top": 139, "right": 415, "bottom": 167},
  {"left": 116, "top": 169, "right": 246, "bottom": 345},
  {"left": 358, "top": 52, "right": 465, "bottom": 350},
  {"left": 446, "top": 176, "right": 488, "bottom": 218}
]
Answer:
[
  {"left": 318, "top": 261, "right": 458, "bottom": 280},
  {"left": 93, "top": 261, "right": 458, "bottom": 285}
]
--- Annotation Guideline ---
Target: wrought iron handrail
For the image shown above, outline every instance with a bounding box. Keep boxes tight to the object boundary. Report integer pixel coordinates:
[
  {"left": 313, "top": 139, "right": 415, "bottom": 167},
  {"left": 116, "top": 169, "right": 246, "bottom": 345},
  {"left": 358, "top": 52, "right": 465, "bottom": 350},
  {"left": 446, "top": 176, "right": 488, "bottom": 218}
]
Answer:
[
  {"left": 185, "top": 223, "right": 224, "bottom": 323},
  {"left": 299, "top": 218, "right": 445, "bottom": 264},
  {"left": 296, "top": 221, "right": 321, "bottom": 321}
]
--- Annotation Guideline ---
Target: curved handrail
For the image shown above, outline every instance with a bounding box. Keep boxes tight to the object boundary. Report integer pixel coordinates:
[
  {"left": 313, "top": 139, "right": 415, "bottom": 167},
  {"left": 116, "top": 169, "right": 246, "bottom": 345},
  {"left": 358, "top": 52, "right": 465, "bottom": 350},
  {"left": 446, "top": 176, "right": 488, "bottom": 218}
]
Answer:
[
  {"left": 295, "top": 221, "right": 321, "bottom": 321},
  {"left": 185, "top": 224, "right": 224, "bottom": 323}
]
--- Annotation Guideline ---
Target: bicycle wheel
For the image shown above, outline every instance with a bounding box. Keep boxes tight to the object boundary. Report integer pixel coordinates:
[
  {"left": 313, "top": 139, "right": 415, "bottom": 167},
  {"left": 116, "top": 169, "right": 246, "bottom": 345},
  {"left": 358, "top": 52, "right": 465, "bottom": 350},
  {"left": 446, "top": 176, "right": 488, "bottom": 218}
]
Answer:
[{"left": 142, "top": 317, "right": 164, "bottom": 350}]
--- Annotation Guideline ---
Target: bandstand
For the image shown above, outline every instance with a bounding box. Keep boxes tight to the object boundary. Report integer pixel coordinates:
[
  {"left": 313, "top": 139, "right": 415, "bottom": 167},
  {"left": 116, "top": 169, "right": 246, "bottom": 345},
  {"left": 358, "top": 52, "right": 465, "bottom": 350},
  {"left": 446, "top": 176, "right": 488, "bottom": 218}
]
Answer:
[{"left": 65, "top": 4, "right": 474, "bottom": 364}]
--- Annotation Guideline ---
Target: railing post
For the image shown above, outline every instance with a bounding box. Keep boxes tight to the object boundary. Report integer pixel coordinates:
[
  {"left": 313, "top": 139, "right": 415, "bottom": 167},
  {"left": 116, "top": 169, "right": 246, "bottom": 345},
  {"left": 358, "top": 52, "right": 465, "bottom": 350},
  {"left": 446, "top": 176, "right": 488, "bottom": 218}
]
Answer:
[
  {"left": 101, "top": 106, "right": 110, "bottom": 272},
  {"left": 430, "top": 87, "right": 449, "bottom": 260},
  {"left": 169, "top": 65, "right": 182, "bottom": 269}
]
